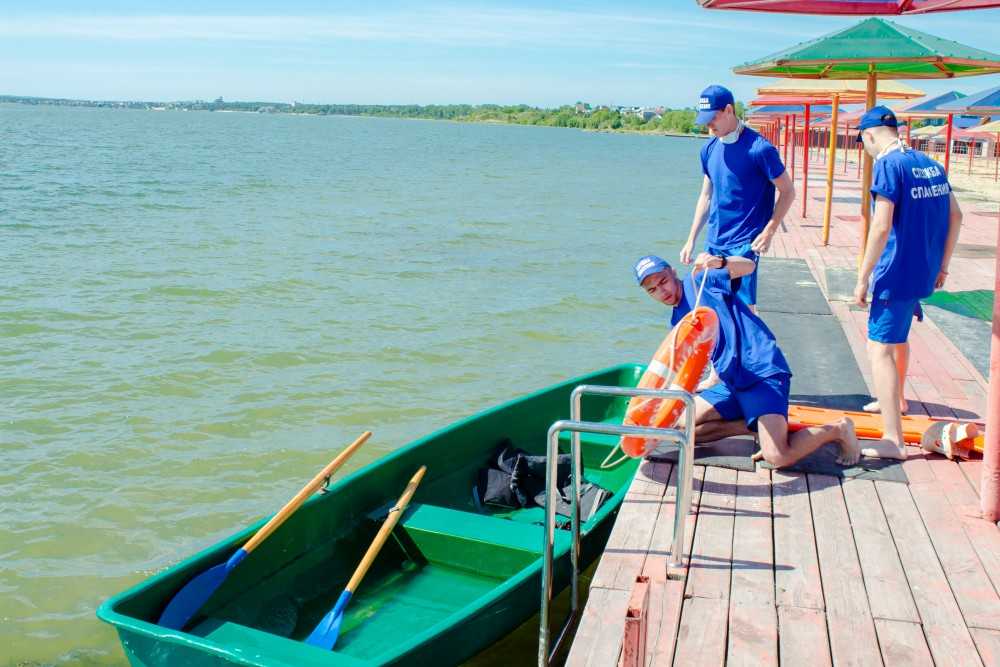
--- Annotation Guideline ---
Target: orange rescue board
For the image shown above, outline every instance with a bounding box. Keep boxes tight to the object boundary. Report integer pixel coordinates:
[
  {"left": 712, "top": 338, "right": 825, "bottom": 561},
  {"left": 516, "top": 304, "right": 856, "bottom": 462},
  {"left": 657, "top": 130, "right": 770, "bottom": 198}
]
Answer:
[{"left": 788, "top": 404, "right": 984, "bottom": 452}]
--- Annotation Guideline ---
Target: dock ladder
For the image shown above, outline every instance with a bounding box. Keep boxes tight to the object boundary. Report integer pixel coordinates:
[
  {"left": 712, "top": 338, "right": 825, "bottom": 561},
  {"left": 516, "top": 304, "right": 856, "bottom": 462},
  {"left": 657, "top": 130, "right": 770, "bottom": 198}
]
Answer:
[{"left": 538, "top": 385, "right": 696, "bottom": 666}]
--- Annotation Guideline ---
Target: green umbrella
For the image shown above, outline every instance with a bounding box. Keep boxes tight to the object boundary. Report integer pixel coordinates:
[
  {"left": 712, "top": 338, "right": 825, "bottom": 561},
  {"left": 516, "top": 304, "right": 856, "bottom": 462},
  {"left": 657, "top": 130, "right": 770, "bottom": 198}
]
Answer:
[
  {"left": 735, "top": 17, "right": 1000, "bottom": 80},
  {"left": 733, "top": 17, "right": 1000, "bottom": 259}
]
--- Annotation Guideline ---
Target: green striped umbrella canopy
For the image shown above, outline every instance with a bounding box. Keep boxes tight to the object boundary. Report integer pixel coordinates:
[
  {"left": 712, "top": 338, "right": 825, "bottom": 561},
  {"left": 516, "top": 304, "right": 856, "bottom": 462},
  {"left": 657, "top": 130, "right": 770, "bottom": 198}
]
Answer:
[{"left": 734, "top": 17, "right": 1000, "bottom": 79}]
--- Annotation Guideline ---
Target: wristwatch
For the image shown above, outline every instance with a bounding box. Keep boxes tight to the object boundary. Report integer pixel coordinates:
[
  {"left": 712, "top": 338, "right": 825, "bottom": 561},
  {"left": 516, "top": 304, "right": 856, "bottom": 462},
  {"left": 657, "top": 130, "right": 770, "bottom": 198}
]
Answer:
[{"left": 717, "top": 255, "right": 728, "bottom": 269}]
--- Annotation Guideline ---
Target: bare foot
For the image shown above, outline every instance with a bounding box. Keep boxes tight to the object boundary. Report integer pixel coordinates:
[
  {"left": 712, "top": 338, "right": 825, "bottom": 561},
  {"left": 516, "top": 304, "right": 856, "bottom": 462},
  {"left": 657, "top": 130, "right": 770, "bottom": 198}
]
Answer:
[
  {"left": 862, "top": 399, "right": 909, "bottom": 414},
  {"left": 835, "top": 417, "right": 861, "bottom": 466},
  {"left": 860, "top": 438, "right": 907, "bottom": 460}
]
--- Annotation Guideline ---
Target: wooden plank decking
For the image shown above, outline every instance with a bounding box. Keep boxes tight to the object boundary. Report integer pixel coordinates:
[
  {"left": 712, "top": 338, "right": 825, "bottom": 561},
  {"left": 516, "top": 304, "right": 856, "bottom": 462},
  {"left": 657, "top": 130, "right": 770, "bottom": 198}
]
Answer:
[{"left": 566, "top": 155, "right": 1000, "bottom": 666}]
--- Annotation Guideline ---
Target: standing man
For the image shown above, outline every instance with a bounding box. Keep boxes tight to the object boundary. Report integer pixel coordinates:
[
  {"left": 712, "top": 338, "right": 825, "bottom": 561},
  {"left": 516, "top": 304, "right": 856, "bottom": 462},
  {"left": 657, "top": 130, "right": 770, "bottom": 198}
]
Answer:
[
  {"left": 681, "top": 84, "right": 796, "bottom": 311},
  {"left": 853, "top": 106, "right": 963, "bottom": 460}
]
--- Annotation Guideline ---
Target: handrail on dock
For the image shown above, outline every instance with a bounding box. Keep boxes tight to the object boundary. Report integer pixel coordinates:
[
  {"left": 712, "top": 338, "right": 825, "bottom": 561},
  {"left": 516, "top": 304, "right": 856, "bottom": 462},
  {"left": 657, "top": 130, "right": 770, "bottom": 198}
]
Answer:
[{"left": 538, "top": 384, "right": 696, "bottom": 666}]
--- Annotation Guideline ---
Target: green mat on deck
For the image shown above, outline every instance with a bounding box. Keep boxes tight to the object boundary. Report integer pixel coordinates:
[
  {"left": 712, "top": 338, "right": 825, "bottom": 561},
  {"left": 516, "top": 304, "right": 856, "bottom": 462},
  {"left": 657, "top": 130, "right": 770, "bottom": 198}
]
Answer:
[{"left": 923, "top": 289, "right": 993, "bottom": 321}]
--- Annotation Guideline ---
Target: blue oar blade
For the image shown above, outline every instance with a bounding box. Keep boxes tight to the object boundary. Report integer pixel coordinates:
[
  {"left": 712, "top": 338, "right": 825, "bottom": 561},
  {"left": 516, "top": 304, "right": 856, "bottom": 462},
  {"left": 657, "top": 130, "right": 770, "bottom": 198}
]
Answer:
[
  {"left": 306, "top": 590, "right": 353, "bottom": 650},
  {"left": 158, "top": 549, "right": 248, "bottom": 630}
]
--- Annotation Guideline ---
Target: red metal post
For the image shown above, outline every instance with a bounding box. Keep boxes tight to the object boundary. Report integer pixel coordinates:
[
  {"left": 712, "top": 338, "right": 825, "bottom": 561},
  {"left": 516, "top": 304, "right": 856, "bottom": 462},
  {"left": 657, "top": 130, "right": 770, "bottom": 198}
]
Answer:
[
  {"left": 982, "top": 226, "right": 1000, "bottom": 522},
  {"left": 790, "top": 115, "right": 797, "bottom": 180},
  {"left": 783, "top": 114, "right": 790, "bottom": 166},
  {"left": 944, "top": 113, "right": 954, "bottom": 174},
  {"left": 802, "top": 104, "right": 811, "bottom": 218},
  {"left": 843, "top": 117, "right": 849, "bottom": 173}
]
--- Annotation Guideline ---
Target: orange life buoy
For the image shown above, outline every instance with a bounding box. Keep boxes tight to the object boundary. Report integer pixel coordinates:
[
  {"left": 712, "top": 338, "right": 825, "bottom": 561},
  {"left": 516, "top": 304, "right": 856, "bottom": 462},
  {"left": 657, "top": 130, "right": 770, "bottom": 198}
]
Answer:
[{"left": 620, "top": 306, "right": 718, "bottom": 458}]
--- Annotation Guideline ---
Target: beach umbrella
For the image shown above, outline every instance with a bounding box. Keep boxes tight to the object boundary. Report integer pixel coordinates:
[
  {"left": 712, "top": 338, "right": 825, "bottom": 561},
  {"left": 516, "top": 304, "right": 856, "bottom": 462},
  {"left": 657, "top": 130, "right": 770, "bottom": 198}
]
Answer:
[
  {"left": 892, "top": 91, "right": 968, "bottom": 171},
  {"left": 753, "top": 78, "right": 926, "bottom": 239},
  {"left": 735, "top": 17, "right": 1000, "bottom": 257},
  {"left": 939, "top": 84, "right": 1000, "bottom": 114},
  {"left": 699, "top": 0, "right": 1000, "bottom": 14}
]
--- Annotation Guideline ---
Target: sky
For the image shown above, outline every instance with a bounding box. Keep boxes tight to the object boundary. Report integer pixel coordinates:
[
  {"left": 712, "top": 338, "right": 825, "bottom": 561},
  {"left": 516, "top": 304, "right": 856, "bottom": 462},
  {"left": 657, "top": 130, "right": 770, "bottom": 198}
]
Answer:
[{"left": 3, "top": 1, "right": 1000, "bottom": 108}]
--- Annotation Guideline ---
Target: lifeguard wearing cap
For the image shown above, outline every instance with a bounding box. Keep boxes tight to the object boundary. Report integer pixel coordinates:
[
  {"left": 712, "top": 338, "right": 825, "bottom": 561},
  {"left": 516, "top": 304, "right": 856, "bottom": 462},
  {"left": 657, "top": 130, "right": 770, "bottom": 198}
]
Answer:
[
  {"left": 851, "top": 103, "right": 964, "bottom": 460},
  {"left": 681, "top": 83, "right": 795, "bottom": 313}
]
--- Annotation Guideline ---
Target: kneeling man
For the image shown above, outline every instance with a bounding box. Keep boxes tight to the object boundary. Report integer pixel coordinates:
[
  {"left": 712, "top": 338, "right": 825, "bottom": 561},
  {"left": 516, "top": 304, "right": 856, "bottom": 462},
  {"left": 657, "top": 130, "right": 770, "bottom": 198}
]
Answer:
[{"left": 634, "top": 253, "right": 859, "bottom": 467}]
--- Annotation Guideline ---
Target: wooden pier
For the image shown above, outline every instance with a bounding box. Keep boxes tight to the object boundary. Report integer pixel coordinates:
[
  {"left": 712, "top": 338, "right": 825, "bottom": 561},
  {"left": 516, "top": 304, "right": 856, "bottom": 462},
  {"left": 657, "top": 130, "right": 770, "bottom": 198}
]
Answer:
[{"left": 566, "top": 157, "right": 1000, "bottom": 665}]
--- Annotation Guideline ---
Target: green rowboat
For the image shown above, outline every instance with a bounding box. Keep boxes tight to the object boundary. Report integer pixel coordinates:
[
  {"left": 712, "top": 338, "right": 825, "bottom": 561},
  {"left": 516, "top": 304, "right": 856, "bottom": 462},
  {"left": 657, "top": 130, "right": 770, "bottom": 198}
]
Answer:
[{"left": 97, "top": 364, "right": 646, "bottom": 666}]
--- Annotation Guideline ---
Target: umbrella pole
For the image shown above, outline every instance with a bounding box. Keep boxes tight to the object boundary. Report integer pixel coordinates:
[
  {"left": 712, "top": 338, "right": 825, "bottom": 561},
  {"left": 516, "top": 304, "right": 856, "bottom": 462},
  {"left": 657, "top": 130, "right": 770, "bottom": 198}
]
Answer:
[
  {"left": 790, "top": 115, "right": 797, "bottom": 181},
  {"left": 944, "top": 113, "right": 954, "bottom": 174},
  {"left": 822, "top": 95, "right": 840, "bottom": 246},
  {"left": 843, "top": 117, "right": 849, "bottom": 174},
  {"left": 783, "top": 115, "right": 790, "bottom": 166},
  {"left": 982, "top": 233, "right": 1000, "bottom": 523},
  {"left": 995, "top": 133, "right": 999, "bottom": 182},
  {"left": 802, "top": 104, "right": 811, "bottom": 218},
  {"left": 859, "top": 69, "right": 876, "bottom": 266},
  {"left": 970, "top": 138, "right": 975, "bottom": 176}
]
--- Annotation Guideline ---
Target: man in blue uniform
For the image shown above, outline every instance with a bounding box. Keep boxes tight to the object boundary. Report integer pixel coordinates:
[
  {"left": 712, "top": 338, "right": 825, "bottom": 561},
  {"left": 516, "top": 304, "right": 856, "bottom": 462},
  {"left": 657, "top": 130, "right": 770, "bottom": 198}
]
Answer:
[
  {"left": 853, "top": 106, "right": 963, "bottom": 460},
  {"left": 635, "top": 253, "right": 859, "bottom": 468},
  {"left": 680, "top": 85, "right": 796, "bottom": 311}
]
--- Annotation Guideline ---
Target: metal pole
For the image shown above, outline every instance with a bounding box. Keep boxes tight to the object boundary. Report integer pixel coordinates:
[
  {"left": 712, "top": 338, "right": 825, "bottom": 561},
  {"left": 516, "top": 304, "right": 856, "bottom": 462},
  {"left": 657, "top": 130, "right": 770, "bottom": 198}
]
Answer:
[
  {"left": 802, "top": 104, "right": 811, "bottom": 218},
  {"left": 859, "top": 67, "right": 876, "bottom": 267},
  {"left": 995, "top": 133, "right": 999, "bottom": 182},
  {"left": 982, "top": 224, "right": 1000, "bottom": 523},
  {"left": 783, "top": 114, "right": 790, "bottom": 166},
  {"left": 944, "top": 113, "right": 954, "bottom": 174},
  {"left": 790, "top": 114, "right": 797, "bottom": 181},
  {"left": 822, "top": 95, "right": 840, "bottom": 246}
]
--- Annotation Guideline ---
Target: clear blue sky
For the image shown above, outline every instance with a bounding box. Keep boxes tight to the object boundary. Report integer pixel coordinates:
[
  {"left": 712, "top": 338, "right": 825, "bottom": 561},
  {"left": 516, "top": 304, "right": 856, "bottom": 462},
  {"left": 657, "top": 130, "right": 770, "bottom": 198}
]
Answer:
[{"left": 4, "top": 1, "right": 1000, "bottom": 107}]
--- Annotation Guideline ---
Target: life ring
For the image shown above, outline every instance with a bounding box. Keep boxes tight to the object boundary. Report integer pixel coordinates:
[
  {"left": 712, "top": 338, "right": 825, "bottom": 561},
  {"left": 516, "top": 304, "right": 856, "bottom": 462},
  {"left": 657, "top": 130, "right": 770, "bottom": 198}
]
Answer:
[{"left": 620, "top": 306, "right": 718, "bottom": 458}]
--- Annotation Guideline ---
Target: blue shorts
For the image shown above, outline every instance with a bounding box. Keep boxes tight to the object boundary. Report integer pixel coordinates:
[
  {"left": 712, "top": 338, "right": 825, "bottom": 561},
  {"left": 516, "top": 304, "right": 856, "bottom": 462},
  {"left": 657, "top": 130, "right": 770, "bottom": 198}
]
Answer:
[
  {"left": 868, "top": 299, "right": 924, "bottom": 344},
  {"left": 701, "top": 374, "right": 790, "bottom": 432},
  {"left": 706, "top": 242, "right": 758, "bottom": 306}
]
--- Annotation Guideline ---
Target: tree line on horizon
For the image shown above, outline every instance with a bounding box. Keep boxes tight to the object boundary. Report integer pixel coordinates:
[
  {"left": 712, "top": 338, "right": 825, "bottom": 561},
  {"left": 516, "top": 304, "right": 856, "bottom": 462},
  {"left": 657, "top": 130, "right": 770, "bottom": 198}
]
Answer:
[{"left": 2, "top": 95, "right": 753, "bottom": 135}]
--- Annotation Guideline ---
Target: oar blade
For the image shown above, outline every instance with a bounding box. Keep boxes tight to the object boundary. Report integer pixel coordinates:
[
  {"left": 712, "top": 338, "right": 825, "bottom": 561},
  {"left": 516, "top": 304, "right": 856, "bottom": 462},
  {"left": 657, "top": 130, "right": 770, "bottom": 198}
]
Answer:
[
  {"left": 157, "top": 549, "right": 248, "bottom": 630},
  {"left": 306, "top": 590, "right": 352, "bottom": 650}
]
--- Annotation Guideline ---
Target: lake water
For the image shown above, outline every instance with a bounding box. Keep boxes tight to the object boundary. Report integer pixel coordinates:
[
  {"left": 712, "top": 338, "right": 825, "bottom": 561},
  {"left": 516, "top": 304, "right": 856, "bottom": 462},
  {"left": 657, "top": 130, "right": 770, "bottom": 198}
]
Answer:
[{"left": 1, "top": 104, "right": 703, "bottom": 665}]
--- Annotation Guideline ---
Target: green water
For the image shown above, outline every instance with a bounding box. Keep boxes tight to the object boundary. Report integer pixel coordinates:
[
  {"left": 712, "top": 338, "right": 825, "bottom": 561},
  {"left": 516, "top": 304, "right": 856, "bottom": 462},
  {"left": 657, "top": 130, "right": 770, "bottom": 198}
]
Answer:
[{"left": 1, "top": 103, "right": 701, "bottom": 665}]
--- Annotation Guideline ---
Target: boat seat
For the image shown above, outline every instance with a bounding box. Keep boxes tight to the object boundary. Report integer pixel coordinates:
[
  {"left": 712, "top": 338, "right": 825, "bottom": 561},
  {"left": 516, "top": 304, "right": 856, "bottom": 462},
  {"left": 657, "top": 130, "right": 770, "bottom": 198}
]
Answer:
[{"left": 399, "top": 503, "right": 569, "bottom": 555}]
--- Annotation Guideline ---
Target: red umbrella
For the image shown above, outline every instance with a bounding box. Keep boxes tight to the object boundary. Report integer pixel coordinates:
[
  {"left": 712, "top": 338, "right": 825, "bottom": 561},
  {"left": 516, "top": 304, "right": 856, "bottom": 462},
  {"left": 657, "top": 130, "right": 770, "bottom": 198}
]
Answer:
[{"left": 699, "top": 0, "right": 1000, "bottom": 14}]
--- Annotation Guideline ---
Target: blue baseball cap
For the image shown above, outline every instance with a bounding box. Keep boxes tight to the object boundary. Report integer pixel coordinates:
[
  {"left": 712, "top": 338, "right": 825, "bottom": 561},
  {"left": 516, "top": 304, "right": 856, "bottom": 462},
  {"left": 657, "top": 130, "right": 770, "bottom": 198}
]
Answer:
[
  {"left": 696, "top": 85, "right": 735, "bottom": 125},
  {"left": 634, "top": 255, "right": 671, "bottom": 285},
  {"left": 855, "top": 105, "right": 898, "bottom": 141}
]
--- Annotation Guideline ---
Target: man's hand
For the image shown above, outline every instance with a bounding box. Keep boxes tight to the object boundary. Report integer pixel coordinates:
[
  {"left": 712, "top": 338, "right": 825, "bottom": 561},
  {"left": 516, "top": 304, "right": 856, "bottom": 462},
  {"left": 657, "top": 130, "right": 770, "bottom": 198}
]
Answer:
[
  {"left": 692, "top": 252, "right": 723, "bottom": 275},
  {"left": 751, "top": 226, "right": 775, "bottom": 254},
  {"left": 680, "top": 240, "right": 695, "bottom": 265},
  {"left": 853, "top": 281, "right": 869, "bottom": 308},
  {"left": 935, "top": 270, "right": 948, "bottom": 289}
]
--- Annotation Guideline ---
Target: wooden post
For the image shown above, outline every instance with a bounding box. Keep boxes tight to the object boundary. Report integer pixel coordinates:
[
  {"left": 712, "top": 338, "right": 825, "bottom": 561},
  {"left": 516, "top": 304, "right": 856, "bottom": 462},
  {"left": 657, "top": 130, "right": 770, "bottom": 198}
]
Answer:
[
  {"left": 620, "top": 576, "right": 650, "bottom": 667},
  {"left": 802, "top": 104, "right": 811, "bottom": 218},
  {"left": 822, "top": 94, "right": 840, "bottom": 246},
  {"left": 859, "top": 68, "right": 876, "bottom": 267}
]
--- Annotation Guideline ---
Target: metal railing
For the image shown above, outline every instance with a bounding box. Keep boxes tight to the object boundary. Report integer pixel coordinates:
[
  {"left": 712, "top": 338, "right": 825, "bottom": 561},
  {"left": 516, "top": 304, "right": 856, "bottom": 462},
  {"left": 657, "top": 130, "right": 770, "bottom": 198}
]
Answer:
[{"left": 538, "top": 385, "right": 696, "bottom": 666}]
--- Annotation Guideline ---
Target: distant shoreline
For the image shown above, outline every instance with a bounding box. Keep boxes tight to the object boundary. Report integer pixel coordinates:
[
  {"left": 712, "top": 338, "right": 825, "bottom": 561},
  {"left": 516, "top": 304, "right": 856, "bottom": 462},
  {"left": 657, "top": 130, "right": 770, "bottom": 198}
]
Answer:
[{"left": 1, "top": 95, "right": 708, "bottom": 139}]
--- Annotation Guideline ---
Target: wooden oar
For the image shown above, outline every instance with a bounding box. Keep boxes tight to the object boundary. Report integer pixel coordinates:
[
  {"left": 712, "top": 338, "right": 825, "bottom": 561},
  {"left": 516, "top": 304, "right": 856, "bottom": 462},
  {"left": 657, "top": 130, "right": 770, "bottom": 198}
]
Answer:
[
  {"left": 157, "top": 431, "right": 372, "bottom": 630},
  {"left": 306, "top": 465, "right": 427, "bottom": 650}
]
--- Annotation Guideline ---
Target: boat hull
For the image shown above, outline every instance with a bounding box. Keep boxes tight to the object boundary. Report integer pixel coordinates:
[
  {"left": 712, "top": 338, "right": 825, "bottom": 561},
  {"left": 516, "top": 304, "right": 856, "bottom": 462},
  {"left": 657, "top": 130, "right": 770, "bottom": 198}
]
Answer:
[{"left": 97, "top": 364, "right": 644, "bottom": 666}]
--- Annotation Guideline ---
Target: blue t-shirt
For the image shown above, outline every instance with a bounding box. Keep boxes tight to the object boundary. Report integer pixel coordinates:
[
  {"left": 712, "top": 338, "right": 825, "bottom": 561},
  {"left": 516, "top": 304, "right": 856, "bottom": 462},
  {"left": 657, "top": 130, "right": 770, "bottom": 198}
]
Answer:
[
  {"left": 869, "top": 147, "right": 951, "bottom": 301},
  {"left": 671, "top": 270, "right": 791, "bottom": 389},
  {"left": 700, "top": 126, "right": 786, "bottom": 250}
]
